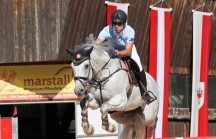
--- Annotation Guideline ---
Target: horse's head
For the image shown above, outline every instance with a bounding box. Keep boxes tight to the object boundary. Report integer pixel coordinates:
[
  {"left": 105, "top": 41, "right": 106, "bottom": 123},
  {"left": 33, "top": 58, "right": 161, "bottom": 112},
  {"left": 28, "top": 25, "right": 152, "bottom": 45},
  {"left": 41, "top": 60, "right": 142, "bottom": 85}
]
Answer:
[
  {"left": 66, "top": 34, "right": 117, "bottom": 96},
  {"left": 66, "top": 47, "right": 93, "bottom": 96}
]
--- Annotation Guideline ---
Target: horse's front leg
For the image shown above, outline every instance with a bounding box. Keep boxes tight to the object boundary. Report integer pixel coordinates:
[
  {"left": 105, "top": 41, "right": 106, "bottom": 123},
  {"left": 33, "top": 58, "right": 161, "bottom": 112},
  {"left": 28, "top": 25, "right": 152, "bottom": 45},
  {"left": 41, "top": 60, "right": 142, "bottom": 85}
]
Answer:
[
  {"left": 80, "top": 94, "right": 100, "bottom": 135},
  {"left": 100, "top": 94, "right": 127, "bottom": 132},
  {"left": 100, "top": 109, "right": 116, "bottom": 133}
]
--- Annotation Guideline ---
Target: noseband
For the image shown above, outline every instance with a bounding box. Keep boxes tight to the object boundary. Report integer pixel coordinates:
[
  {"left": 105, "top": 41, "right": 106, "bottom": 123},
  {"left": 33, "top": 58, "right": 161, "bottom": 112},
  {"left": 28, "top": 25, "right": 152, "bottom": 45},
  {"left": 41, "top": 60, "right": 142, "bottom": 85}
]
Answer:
[
  {"left": 73, "top": 58, "right": 92, "bottom": 93},
  {"left": 74, "top": 76, "right": 88, "bottom": 89}
]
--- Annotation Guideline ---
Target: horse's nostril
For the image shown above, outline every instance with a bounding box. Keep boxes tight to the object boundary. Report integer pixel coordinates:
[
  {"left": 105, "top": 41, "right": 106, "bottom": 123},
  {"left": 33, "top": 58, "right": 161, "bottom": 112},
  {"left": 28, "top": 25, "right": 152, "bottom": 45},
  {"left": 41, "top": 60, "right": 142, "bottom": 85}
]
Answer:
[{"left": 81, "top": 89, "right": 83, "bottom": 92}]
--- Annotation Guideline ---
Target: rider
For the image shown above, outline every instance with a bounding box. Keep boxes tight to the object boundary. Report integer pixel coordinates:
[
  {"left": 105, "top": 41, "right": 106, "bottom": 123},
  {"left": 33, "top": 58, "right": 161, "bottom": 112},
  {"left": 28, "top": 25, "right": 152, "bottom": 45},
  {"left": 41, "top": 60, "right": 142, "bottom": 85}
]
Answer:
[{"left": 95, "top": 9, "right": 155, "bottom": 104}]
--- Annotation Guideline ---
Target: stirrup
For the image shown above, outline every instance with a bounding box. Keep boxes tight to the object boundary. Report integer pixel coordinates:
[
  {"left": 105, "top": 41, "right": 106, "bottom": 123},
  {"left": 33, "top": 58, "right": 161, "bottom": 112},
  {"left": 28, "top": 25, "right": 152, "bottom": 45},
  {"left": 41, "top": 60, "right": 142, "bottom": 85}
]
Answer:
[{"left": 142, "top": 91, "right": 157, "bottom": 105}]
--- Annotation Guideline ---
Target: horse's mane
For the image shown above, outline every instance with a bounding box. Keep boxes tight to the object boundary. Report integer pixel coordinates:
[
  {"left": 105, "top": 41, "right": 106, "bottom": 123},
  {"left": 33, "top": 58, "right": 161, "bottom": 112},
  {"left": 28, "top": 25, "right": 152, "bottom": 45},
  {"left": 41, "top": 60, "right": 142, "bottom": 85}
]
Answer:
[{"left": 75, "top": 34, "right": 116, "bottom": 58}]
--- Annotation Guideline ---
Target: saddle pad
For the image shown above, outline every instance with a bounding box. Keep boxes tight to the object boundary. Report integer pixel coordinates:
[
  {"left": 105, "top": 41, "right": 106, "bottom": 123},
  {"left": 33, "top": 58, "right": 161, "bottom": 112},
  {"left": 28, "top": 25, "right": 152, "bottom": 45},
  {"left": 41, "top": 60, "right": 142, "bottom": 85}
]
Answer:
[{"left": 122, "top": 57, "right": 139, "bottom": 86}]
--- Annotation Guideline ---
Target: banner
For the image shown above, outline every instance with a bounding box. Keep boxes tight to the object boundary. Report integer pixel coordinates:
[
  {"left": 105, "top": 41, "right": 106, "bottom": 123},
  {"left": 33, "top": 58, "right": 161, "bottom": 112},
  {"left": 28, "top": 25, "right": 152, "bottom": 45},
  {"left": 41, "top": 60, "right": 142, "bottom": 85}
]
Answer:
[
  {"left": 149, "top": 6, "right": 172, "bottom": 138},
  {"left": 190, "top": 10, "right": 212, "bottom": 137},
  {"left": 105, "top": 1, "right": 130, "bottom": 25},
  {"left": 0, "top": 64, "right": 76, "bottom": 103}
]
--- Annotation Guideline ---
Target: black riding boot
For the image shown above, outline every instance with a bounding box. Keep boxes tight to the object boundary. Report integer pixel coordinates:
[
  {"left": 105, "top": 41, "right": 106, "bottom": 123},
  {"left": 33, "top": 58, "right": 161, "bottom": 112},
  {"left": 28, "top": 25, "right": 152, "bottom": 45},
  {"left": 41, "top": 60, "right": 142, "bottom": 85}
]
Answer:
[{"left": 139, "top": 70, "right": 155, "bottom": 104}]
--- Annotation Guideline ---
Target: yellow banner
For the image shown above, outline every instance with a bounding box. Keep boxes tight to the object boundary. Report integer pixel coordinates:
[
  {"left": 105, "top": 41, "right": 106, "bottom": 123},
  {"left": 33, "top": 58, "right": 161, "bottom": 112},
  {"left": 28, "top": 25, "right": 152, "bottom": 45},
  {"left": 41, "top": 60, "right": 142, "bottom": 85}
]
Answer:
[{"left": 0, "top": 64, "right": 77, "bottom": 102}]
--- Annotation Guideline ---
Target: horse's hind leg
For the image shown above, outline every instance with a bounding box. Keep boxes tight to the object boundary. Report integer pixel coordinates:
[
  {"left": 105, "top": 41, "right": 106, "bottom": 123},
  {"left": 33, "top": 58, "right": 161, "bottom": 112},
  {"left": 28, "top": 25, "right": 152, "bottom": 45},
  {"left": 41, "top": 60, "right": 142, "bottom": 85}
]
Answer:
[{"left": 149, "top": 116, "right": 158, "bottom": 138}]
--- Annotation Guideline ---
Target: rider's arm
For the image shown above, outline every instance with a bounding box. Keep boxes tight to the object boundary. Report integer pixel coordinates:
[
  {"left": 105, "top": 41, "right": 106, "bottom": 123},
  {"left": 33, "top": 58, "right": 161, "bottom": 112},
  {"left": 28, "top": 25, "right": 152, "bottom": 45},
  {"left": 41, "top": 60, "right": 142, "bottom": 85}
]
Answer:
[
  {"left": 95, "top": 38, "right": 104, "bottom": 44},
  {"left": 118, "top": 42, "right": 133, "bottom": 57},
  {"left": 96, "top": 26, "right": 109, "bottom": 44},
  {"left": 118, "top": 28, "right": 134, "bottom": 57}
]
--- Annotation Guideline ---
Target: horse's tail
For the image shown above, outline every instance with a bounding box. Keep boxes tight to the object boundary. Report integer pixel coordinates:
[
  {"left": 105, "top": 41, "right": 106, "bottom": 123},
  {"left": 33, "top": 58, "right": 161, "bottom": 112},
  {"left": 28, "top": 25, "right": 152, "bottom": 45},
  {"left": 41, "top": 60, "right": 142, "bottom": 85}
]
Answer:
[
  {"left": 120, "top": 111, "right": 145, "bottom": 139},
  {"left": 134, "top": 112, "right": 145, "bottom": 138},
  {"left": 120, "top": 125, "right": 132, "bottom": 139}
]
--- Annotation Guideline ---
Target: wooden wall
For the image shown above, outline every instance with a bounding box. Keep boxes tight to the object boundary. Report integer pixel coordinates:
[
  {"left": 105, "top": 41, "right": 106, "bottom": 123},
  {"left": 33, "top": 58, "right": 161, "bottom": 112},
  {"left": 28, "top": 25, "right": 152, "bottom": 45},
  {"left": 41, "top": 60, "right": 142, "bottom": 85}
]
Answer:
[
  {"left": 168, "top": 120, "right": 216, "bottom": 136},
  {"left": 59, "top": 0, "right": 216, "bottom": 75},
  {"left": 0, "top": 0, "right": 216, "bottom": 137},
  {"left": 1, "top": 0, "right": 216, "bottom": 75},
  {"left": 168, "top": 108, "right": 216, "bottom": 136},
  {"left": 0, "top": 0, "right": 69, "bottom": 63}
]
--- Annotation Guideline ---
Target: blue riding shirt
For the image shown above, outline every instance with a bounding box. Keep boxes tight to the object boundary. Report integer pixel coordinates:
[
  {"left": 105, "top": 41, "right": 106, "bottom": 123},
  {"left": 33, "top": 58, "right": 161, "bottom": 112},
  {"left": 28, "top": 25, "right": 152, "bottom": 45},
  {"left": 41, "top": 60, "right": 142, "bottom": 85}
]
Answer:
[{"left": 98, "top": 24, "right": 135, "bottom": 51}]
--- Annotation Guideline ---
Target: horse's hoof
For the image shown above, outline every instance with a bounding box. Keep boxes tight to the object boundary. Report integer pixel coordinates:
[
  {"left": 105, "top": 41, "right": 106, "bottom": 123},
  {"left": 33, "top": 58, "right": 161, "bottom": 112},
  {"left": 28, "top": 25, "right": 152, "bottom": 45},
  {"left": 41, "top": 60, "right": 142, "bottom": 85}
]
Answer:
[
  {"left": 110, "top": 123, "right": 116, "bottom": 132},
  {"left": 83, "top": 124, "right": 95, "bottom": 135},
  {"left": 89, "top": 125, "right": 95, "bottom": 135},
  {"left": 106, "top": 123, "right": 116, "bottom": 133}
]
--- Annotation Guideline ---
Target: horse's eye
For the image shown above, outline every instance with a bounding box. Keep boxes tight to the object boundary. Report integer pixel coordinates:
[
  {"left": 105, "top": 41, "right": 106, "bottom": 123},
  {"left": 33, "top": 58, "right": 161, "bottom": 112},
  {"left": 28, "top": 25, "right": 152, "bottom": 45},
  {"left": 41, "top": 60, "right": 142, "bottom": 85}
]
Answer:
[{"left": 85, "top": 64, "right": 89, "bottom": 69}]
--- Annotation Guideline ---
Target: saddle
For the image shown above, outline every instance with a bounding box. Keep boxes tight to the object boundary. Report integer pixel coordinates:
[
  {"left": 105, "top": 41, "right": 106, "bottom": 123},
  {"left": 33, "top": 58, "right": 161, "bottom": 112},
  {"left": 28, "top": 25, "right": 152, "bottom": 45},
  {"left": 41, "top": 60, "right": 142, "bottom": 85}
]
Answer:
[
  {"left": 122, "top": 57, "right": 141, "bottom": 86},
  {"left": 122, "top": 57, "right": 142, "bottom": 99}
]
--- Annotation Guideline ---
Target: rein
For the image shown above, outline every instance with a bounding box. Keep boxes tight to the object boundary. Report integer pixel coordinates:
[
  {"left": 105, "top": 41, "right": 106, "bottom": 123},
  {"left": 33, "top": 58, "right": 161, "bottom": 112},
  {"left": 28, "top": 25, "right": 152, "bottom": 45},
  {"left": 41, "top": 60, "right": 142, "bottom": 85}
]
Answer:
[
  {"left": 73, "top": 55, "right": 128, "bottom": 105},
  {"left": 90, "top": 57, "right": 128, "bottom": 104}
]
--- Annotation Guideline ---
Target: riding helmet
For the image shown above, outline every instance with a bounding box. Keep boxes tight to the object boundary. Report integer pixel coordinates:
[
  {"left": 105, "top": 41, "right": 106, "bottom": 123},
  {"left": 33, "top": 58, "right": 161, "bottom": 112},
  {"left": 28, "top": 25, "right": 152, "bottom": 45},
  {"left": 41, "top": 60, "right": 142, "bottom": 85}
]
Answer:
[{"left": 111, "top": 9, "right": 127, "bottom": 23}]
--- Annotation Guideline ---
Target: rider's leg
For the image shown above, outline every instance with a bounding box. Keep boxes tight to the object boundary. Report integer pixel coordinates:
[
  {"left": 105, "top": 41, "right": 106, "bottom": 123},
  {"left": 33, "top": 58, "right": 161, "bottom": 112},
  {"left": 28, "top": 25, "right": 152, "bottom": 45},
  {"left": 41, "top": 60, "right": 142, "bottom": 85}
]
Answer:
[
  {"left": 130, "top": 45, "right": 155, "bottom": 104},
  {"left": 130, "top": 45, "right": 143, "bottom": 71},
  {"left": 140, "top": 70, "right": 155, "bottom": 104}
]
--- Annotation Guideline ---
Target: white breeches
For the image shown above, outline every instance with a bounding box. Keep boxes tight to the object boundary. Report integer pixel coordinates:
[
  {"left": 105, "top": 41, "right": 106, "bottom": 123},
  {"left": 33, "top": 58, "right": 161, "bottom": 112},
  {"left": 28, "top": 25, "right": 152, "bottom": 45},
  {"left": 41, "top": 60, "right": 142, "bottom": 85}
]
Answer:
[{"left": 131, "top": 45, "right": 143, "bottom": 72}]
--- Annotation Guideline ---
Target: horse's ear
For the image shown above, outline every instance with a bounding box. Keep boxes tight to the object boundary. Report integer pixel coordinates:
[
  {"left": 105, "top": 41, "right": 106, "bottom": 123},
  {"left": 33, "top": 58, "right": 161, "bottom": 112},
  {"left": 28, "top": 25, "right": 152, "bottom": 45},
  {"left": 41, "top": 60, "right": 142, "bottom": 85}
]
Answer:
[
  {"left": 85, "top": 46, "right": 93, "bottom": 55},
  {"left": 66, "top": 48, "right": 75, "bottom": 56}
]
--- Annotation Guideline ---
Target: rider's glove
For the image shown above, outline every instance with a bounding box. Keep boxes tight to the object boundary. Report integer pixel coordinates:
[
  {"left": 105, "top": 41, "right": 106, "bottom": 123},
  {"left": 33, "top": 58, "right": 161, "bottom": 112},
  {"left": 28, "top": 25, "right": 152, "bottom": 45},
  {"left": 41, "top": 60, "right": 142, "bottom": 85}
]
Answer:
[{"left": 114, "top": 49, "right": 121, "bottom": 57}]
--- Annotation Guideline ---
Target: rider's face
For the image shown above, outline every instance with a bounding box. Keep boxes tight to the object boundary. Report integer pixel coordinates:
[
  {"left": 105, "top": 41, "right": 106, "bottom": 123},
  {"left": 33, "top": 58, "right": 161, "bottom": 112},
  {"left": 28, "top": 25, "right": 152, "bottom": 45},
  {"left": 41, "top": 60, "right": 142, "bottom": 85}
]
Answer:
[{"left": 112, "top": 22, "right": 125, "bottom": 33}]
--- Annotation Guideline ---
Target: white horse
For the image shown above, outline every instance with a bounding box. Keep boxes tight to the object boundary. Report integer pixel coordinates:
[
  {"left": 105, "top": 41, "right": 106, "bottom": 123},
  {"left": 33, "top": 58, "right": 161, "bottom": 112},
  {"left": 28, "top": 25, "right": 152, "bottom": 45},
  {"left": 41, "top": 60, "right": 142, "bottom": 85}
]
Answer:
[{"left": 66, "top": 35, "right": 159, "bottom": 138}]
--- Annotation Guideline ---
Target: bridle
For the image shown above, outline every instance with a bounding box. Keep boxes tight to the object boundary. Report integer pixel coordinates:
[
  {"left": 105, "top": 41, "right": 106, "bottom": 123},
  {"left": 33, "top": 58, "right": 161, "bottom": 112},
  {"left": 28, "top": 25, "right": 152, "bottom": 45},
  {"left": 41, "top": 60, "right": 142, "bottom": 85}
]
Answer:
[
  {"left": 73, "top": 55, "right": 128, "bottom": 104},
  {"left": 73, "top": 58, "right": 92, "bottom": 94}
]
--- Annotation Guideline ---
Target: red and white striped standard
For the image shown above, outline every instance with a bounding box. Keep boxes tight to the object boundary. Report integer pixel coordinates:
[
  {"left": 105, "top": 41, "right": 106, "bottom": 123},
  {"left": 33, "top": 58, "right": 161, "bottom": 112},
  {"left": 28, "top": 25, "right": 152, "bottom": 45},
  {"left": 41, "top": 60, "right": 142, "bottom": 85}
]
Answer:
[
  {"left": 1, "top": 117, "right": 18, "bottom": 139},
  {"left": 190, "top": 10, "right": 212, "bottom": 137},
  {"left": 105, "top": 1, "right": 129, "bottom": 25},
  {"left": 149, "top": 6, "right": 172, "bottom": 138}
]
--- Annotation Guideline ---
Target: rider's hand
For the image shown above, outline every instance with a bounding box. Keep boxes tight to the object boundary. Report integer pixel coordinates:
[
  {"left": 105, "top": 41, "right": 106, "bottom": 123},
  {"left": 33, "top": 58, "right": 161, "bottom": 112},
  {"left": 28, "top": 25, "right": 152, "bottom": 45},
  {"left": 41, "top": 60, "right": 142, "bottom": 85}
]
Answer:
[{"left": 114, "top": 49, "right": 121, "bottom": 57}]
